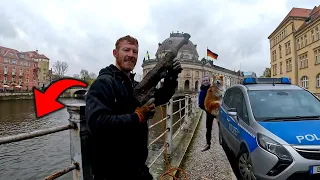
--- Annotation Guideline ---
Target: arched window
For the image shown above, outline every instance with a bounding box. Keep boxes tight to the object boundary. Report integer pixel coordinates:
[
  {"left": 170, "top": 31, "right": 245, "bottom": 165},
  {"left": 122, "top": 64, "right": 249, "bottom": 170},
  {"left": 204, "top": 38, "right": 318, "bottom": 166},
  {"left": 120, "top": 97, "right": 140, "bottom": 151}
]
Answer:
[
  {"left": 301, "top": 76, "right": 309, "bottom": 88},
  {"left": 317, "top": 73, "right": 320, "bottom": 88}
]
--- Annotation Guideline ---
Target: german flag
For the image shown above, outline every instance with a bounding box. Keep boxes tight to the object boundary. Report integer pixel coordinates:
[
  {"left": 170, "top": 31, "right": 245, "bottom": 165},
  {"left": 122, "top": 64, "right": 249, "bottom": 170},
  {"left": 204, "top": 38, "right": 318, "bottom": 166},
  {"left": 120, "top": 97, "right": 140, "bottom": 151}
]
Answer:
[{"left": 207, "top": 48, "right": 218, "bottom": 60}]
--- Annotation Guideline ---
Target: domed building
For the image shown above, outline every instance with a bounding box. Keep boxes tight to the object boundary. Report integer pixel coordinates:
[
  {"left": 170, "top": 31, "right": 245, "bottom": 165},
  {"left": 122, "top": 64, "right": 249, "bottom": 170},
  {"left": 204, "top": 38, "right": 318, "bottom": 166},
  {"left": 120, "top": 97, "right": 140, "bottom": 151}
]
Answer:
[{"left": 142, "top": 32, "right": 243, "bottom": 92}]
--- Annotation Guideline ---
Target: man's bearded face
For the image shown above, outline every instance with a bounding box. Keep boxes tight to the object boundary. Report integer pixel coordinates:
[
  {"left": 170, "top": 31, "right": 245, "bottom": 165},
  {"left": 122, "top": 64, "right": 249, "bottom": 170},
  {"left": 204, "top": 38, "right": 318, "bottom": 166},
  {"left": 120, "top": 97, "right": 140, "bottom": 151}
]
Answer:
[{"left": 113, "top": 40, "right": 138, "bottom": 72}]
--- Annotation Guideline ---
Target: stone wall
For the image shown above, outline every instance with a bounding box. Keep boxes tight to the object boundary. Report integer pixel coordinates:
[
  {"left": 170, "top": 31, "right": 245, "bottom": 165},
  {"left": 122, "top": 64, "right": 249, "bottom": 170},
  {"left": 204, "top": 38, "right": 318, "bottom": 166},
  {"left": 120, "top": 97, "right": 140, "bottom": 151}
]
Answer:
[{"left": 0, "top": 91, "right": 73, "bottom": 101}]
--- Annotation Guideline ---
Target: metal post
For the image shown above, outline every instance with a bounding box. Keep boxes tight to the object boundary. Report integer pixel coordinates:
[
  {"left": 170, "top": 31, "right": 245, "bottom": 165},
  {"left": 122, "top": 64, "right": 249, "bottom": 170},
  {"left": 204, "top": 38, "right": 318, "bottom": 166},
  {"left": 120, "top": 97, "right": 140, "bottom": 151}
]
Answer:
[
  {"left": 179, "top": 98, "right": 182, "bottom": 127},
  {"left": 195, "top": 93, "right": 199, "bottom": 112},
  {"left": 184, "top": 95, "right": 189, "bottom": 125},
  {"left": 67, "top": 104, "right": 93, "bottom": 180},
  {"left": 191, "top": 94, "right": 195, "bottom": 116},
  {"left": 166, "top": 98, "right": 173, "bottom": 156}
]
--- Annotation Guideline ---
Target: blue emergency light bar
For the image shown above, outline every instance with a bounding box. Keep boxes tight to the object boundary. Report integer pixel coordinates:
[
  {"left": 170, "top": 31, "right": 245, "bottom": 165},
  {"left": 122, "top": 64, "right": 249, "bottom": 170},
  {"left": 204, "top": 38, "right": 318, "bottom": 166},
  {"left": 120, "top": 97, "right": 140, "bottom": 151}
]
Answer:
[{"left": 242, "top": 77, "right": 291, "bottom": 85}]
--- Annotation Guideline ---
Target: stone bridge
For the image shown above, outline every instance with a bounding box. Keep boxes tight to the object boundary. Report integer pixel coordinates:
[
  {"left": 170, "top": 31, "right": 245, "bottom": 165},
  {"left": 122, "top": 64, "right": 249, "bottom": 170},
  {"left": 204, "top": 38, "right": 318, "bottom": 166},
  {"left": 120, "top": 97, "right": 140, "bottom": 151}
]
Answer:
[{"left": 63, "top": 87, "right": 89, "bottom": 98}]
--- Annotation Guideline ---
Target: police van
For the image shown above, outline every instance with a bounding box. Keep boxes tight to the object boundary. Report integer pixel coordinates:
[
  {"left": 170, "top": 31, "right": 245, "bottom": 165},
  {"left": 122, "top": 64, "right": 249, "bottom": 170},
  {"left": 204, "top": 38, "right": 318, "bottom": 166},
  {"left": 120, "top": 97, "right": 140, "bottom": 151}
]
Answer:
[{"left": 218, "top": 77, "right": 320, "bottom": 180}]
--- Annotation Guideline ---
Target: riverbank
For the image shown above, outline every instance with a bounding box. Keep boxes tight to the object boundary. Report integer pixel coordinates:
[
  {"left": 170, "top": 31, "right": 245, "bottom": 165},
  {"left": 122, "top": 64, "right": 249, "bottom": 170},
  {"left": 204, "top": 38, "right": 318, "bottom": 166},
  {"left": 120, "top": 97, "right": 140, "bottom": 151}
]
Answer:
[{"left": 0, "top": 92, "right": 74, "bottom": 101}]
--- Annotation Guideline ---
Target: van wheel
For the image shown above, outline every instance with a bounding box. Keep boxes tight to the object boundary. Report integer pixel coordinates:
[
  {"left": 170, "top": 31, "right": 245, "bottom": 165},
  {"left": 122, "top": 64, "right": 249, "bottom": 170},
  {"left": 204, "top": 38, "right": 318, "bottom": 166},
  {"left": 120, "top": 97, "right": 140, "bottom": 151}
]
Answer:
[{"left": 238, "top": 149, "right": 257, "bottom": 180}]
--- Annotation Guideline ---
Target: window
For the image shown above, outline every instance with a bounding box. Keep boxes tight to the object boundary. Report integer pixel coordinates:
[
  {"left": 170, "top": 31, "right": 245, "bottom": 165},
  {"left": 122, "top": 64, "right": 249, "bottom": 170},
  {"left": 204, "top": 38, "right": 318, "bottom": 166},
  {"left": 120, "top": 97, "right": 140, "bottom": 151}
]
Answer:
[
  {"left": 304, "top": 54, "right": 308, "bottom": 68},
  {"left": 301, "top": 76, "right": 309, "bottom": 88},
  {"left": 315, "top": 49, "right": 319, "bottom": 65},
  {"left": 285, "top": 41, "right": 291, "bottom": 54},
  {"left": 280, "top": 62, "right": 283, "bottom": 74},
  {"left": 223, "top": 88, "right": 234, "bottom": 108},
  {"left": 299, "top": 54, "right": 308, "bottom": 68},
  {"left": 297, "top": 39, "right": 300, "bottom": 49},
  {"left": 316, "top": 26, "right": 319, "bottom": 40},
  {"left": 317, "top": 74, "right": 320, "bottom": 88},
  {"left": 185, "top": 69, "right": 190, "bottom": 76},
  {"left": 12, "top": 59, "right": 16, "bottom": 64},
  {"left": 312, "top": 30, "right": 315, "bottom": 42},
  {"left": 273, "top": 50, "right": 276, "bottom": 61},
  {"left": 304, "top": 34, "right": 307, "bottom": 45},
  {"left": 247, "top": 89, "right": 320, "bottom": 121},
  {"left": 229, "top": 88, "right": 249, "bottom": 124},
  {"left": 279, "top": 45, "right": 282, "bottom": 58},
  {"left": 301, "top": 37, "right": 304, "bottom": 47},
  {"left": 4, "top": 58, "right": 9, "bottom": 63}
]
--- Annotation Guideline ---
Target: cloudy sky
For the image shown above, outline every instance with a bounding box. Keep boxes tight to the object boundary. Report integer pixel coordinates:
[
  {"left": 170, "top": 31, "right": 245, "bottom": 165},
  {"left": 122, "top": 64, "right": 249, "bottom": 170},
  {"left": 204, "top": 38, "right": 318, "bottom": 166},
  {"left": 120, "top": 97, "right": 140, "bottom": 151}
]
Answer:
[{"left": 0, "top": 0, "right": 318, "bottom": 77}]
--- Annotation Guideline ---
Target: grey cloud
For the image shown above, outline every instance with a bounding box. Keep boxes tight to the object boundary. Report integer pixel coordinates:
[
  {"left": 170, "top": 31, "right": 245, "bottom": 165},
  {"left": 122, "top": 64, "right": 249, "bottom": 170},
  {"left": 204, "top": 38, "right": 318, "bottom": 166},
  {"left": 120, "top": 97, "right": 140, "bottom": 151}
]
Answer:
[
  {"left": 285, "top": 1, "right": 318, "bottom": 10},
  {"left": 0, "top": 10, "right": 18, "bottom": 39},
  {"left": 148, "top": 0, "right": 271, "bottom": 74},
  {"left": 2, "top": 0, "right": 320, "bottom": 77}
]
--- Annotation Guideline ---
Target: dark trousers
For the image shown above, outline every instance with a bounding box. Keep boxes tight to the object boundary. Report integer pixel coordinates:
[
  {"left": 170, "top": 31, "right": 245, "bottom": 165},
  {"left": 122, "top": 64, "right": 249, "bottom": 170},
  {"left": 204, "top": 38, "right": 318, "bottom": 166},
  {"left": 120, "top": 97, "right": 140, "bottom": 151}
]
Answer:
[{"left": 205, "top": 112, "right": 216, "bottom": 145}]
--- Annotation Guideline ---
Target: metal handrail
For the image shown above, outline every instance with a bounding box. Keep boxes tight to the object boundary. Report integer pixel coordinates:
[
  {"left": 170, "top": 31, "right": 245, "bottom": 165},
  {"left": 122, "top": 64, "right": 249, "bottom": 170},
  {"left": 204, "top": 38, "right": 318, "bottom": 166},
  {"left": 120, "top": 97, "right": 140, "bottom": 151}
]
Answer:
[
  {"left": 0, "top": 124, "right": 74, "bottom": 145},
  {"left": 146, "top": 94, "right": 199, "bottom": 169},
  {"left": 148, "top": 116, "right": 168, "bottom": 129},
  {"left": 147, "top": 96, "right": 189, "bottom": 146},
  {"left": 148, "top": 128, "right": 169, "bottom": 147},
  {"left": 0, "top": 93, "right": 198, "bottom": 180}
]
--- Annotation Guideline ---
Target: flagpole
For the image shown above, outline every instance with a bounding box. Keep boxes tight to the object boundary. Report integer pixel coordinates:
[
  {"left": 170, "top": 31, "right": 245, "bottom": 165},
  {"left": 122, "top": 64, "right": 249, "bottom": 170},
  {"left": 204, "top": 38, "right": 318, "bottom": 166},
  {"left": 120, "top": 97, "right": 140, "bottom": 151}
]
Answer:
[{"left": 206, "top": 46, "right": 208, "bottom": 60}]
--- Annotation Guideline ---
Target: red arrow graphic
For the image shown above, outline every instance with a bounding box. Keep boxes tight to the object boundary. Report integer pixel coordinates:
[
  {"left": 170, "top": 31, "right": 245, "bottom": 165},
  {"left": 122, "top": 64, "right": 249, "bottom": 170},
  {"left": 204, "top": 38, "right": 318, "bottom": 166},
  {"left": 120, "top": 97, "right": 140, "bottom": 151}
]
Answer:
[{"left": 33, "top": 78, "right": 87, "bottom": 118}]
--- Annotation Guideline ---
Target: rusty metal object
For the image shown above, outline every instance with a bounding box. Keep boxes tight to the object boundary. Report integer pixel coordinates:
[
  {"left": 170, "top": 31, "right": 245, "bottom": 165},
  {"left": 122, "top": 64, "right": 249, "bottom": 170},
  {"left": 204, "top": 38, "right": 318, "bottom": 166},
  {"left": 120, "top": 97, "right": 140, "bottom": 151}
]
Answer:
[
  {"left": 0, "top": 124, "right": 74, "bottom": 145},
  {"left": 134, "top": 33, "right": 191, "bottom": 106},
  {"left": 44, "top": 163, "right": 79, "bottom": 180}
]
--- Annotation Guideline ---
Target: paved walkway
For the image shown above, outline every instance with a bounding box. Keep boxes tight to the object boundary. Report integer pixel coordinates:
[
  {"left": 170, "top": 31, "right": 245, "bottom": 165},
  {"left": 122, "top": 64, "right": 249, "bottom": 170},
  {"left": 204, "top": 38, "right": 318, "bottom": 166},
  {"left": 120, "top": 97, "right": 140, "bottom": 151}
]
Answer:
[{"left": 179, "top": 111, "right": 237, "bottom": 180}]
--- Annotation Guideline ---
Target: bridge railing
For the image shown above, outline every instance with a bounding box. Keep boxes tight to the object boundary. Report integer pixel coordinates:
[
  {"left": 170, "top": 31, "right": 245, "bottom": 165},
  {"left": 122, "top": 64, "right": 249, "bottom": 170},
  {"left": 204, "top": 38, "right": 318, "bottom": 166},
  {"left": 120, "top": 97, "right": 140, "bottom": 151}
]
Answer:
[{"left": 0, "top": 93, "right": 199, "bottom": 180}]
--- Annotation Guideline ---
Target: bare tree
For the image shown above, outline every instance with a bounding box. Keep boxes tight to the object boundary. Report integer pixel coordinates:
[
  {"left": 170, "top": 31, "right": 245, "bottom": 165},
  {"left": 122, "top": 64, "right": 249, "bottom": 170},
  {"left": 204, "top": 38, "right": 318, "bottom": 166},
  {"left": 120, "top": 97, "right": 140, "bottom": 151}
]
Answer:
[
  {"left": 89, "top": 72, "right": 97, "bottom": 79},
  {"left": 263, "top": 68, "right": 271, "bottom": 77},
  {"left": 53, "top": 61, "right": 68, "bottom": 77},
  {"left": 73, "top": 74, "right": 80, "bottom": 79},
  {"left": 80, "top": 69, "right": 89, "bottom": 79}
]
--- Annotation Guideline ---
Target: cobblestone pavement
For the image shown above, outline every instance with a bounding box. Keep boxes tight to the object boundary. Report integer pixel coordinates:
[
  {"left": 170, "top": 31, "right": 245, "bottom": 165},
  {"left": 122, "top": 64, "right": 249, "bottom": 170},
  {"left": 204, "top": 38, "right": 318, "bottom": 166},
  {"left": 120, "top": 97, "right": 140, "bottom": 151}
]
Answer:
[{"left": 180, "top": 111, "right": 238, "bottom": 180}]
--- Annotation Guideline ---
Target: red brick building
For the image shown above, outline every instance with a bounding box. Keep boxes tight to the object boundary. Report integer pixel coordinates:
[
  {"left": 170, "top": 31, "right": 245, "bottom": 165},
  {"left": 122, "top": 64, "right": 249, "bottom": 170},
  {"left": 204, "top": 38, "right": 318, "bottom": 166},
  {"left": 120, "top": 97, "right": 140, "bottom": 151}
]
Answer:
[{"left": 0, "top": 46, "right": 40, "bottom": 91}]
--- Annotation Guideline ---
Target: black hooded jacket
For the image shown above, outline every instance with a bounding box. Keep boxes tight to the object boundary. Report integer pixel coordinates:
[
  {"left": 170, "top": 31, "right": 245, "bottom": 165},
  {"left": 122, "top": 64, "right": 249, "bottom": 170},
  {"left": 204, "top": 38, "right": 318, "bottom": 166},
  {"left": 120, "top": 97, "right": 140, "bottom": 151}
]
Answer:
[{"left": 85, "top": 64, "right": 177, "bottom": 176}]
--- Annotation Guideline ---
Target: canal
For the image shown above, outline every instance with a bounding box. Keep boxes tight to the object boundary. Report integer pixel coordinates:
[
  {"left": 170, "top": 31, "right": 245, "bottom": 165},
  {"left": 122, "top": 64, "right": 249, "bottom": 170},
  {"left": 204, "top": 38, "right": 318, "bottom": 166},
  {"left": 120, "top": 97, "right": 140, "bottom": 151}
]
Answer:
[{"left": 0, "top": 97, "right": 188, "bottom": 180}]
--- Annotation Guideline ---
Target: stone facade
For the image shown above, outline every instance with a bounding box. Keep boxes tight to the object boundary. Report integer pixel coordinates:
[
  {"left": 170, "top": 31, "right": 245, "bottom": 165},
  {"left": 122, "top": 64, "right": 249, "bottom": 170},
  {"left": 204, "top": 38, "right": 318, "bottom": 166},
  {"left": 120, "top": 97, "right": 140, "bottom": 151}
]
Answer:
[
  {"left": 142, "top": 32, "right": 243, "bottom": 92},
  {"left": 268, "top": 6, "right": 320, "bottom": 96}
]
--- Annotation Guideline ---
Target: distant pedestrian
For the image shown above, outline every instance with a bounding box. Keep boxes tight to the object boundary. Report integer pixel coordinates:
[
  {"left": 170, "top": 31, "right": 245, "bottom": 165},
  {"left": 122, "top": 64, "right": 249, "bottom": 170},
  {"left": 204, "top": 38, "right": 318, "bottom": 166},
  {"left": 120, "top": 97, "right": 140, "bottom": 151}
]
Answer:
[{"left": 198, "top": 76, "right": 216, "bottom": 152}]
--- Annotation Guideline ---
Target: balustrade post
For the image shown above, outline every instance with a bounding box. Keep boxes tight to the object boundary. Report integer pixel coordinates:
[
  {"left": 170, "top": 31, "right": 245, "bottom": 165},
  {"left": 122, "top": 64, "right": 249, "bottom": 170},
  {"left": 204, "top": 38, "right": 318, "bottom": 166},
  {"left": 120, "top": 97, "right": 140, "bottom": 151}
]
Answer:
[
  {"left": 184, "top": 95, "right": 189, "bottom": 125},
  {"left": 166, "top": 98, "right": 173, "bottom": 156},
  {"left": 195, "top": 93, "right": 199, "bottom": 112},
  {"left": 67, "top": 104, "right": 93, "bottom": 180},
  {"left": 191, "top": 95, "right": 195, "bottom": 116}
]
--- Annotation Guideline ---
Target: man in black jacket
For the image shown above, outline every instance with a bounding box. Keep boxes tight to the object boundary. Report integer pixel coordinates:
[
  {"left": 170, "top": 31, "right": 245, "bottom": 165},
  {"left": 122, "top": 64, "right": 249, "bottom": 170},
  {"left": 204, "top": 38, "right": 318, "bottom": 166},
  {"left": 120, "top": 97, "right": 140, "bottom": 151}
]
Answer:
[{"left": 85, "top": 35, "right": 180, "bottom": 180}]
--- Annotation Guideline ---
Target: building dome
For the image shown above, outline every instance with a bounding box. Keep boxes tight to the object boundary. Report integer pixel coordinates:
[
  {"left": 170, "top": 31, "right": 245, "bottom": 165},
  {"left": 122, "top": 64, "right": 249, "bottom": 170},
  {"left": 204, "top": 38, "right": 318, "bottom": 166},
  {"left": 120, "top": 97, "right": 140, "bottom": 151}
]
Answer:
[{"left": 155, "top": 32, "right": 199, "bottom": 60}]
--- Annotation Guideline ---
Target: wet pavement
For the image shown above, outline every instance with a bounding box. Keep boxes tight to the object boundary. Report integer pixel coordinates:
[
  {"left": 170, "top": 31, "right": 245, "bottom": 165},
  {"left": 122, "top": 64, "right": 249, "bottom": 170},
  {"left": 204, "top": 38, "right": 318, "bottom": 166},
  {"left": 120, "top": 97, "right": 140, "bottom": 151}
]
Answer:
[{"left": 179, "top": 111, "right": 238, "bottom": 180}]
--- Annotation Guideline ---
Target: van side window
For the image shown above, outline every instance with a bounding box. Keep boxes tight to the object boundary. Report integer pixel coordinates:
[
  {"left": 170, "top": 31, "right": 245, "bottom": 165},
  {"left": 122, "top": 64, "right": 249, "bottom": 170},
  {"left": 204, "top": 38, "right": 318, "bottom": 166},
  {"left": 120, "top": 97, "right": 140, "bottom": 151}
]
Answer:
[
  {"left": 230, "top": 88, "right": 249, "bottom": 124},
  {"left": 223, "top": 88, "right": 233, "bottom": 108}
]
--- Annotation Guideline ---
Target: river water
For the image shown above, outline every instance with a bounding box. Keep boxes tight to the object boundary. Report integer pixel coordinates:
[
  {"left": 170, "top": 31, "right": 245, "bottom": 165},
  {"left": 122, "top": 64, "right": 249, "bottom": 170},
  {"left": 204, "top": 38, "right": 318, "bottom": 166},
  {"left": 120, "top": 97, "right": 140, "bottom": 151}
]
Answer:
[{"left": 0, "top": 98, "right": 186, "bottom": 180}]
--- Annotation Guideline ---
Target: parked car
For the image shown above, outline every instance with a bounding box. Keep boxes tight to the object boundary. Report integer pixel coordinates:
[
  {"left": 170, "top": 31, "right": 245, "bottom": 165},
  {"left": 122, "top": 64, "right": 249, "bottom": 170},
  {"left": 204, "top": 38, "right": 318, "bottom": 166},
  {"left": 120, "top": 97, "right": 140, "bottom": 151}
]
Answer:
[{"left": 218, "top": 77, "right": 320, "bottom": 180}]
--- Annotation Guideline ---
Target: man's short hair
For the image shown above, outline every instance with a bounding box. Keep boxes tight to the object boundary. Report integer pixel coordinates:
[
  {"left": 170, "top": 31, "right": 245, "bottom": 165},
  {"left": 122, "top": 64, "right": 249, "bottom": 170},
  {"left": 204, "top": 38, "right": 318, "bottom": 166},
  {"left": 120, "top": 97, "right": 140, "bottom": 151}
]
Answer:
[{"left": 115, "top": 35, "right": 139, "bottom": 49}]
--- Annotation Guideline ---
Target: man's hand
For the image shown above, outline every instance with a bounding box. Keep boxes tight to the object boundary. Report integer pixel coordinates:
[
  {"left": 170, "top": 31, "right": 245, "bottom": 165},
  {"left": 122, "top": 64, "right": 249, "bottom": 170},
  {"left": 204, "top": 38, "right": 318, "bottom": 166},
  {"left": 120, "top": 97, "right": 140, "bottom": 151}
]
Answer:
[
  {"left": 173, "top": 58, "right": 182, "bottom": 72},
  {"left": 135, "top": 98, "right": 156, "bottom": 123},
  {"left": 169, "top": 59, "right": 182, "bottom": 79}
]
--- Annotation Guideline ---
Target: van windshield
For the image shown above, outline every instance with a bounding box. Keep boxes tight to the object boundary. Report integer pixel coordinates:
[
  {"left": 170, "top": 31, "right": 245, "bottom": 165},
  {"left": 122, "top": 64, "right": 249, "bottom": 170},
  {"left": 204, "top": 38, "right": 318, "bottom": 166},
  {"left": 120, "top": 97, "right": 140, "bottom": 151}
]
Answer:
[{"left": 247, "top": 89, "right": 320, "bottom": 121}]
